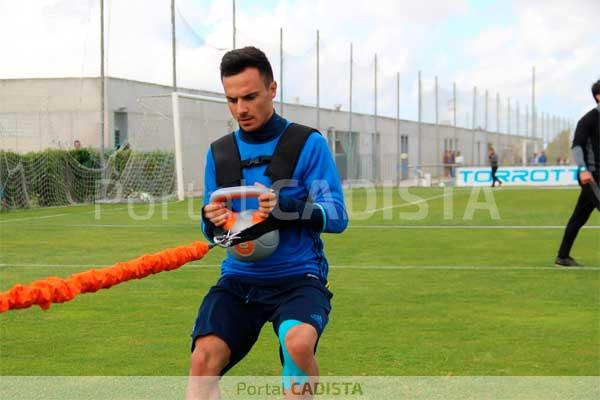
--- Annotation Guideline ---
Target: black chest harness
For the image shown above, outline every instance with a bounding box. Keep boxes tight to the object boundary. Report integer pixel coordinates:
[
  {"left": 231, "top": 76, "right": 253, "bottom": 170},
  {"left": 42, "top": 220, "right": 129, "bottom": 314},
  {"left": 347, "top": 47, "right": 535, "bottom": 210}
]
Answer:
[
  {"left": 209, "top": 123, "right": 319, "bottom": 245},
  {"left": 210, "top": 123, "right": 317, "bottom": 188}
]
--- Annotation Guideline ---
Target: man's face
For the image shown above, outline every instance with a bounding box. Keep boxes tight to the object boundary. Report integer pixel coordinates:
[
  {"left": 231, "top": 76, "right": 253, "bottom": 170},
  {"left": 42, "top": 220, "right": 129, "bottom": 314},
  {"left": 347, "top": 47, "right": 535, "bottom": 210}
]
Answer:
[{"left": 222, "top": 67, "right": 276, "bottom": 132}]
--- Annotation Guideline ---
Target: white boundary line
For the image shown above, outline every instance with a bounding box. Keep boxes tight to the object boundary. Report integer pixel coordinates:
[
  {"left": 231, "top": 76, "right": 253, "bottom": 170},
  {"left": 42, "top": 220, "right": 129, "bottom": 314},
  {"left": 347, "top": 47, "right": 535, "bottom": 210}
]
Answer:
[
  {"left": 0, "top": 213, "right": 70, "bottom": 222},
  {"left": 0, "top": 263, "right": 219, "bottom": 268},
  {"left": 0, "top": 192, "right": 453, "bottom": 224},
  {"left": 350, "top": 225, "right": 600, "bottom": 230},
  {"left": 3, "top": 223, "right": 599, "bottom": 230},
  {"left": 0, "top": 206, "right": 130, "bottom": 224},
  {"left": 0, "top": 187, "right": 586, "bottom": 224},
  {"left": 329, "top": 265, "right": 600, "bottom": 270},
  {"left": 1, "top": 263, "right": 598, "bottom": 270},
  {"left": 344, "top": 185, "right": 583, "bottom": 192},
  {"left": 9, "top": 224, "right": 195, "bottom": 228},
  {"left": 359, "top": 193, "right": 452, "bottom": 213}
]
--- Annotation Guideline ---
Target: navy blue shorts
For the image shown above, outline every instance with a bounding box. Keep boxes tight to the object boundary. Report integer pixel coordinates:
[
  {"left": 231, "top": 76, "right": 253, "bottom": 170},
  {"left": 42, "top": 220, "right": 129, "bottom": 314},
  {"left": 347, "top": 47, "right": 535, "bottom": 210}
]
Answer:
[{"left": 190, "top": 274, "right": 333, "bottom": 375}]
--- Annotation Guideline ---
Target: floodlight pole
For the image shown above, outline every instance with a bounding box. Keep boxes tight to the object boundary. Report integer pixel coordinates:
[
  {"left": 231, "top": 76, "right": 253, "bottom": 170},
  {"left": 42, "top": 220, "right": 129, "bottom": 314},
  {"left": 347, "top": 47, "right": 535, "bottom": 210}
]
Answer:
[
  {"left": 374, "top": 53, "right": 379, "bottom": 183},
  {"left": 374, "top": 53, "right": 378, "bottom": 133},
  {"left": 435, "top": 76, "right": 439, "bottom": 174},
  {"left": 316, "top": 30, "right": 320, "bottom": 129},
  {"left": 171, "top": 0, "right": 177, "bottom": 91},
  {"left": 532, "top": 66, "right": 536, "bottom": 138},
  {"left": 496, "top": 93, "right": 500, "bottom": 154},
  {"left": 453, "top": 81, "right": 457, "bottom": 150},
  {"left": 516, "top": 101, "right": 520, "bottom": 136},
  {"left": 472, "top": 86, "right": 476, "bottom": 165},
  {"left": 507, "top": 97, "right": 511, "bottom": 152},
  {"left": 541, "top": 112, "right": 545, "bottom": 148},
  {"left": 526, "top": 105, "right": 529, "bottom": 137},
  {"left": 279, "top": 27, "right": 284, "bottom": 116},
  {"left": 485, "top": 89, "right": 489, "bottom": 150},
  {"left": 472, "top": 86, "right": 477, "bottom": 130},
  {"left": 496, "top": 93, "right": 500, "bottom": 134},
  {"left": 348, "top": 43, "right": 353, "bottom": 140},
  {"left": 418, "top": 70, "right": 422, "bottom": 168},
  {"left": 232, "top": 0, "right": 236, "bottom": 49},
  {"left": 484, "top": 89, "right": 489, "bottom": 131},
  {"left": 396, "top": 72, "right": 400, "bottom": 186},
  {"left": 507, "top": 97, "right": 511, "bottom": 135},
  {"left": 99, "top": 0, "right": 105, "bottom": 168}
]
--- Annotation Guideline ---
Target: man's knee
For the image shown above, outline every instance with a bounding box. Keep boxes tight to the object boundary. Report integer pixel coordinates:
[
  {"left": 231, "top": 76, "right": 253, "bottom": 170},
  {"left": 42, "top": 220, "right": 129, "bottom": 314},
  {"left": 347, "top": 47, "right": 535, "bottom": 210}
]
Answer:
[
  {"left": 282, "top": 322, "right": 317, "bottom": 365},
  {"left": 190, "top": 335, "right": 231, "bottom": 375}
]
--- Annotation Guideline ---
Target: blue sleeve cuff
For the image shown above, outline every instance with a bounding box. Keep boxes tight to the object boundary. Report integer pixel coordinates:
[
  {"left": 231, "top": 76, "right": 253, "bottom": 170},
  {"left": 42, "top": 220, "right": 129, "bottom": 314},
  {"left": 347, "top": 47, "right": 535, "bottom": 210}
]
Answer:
[
  {"left": 201, "top": 205, "right": 218, "bottom": 242},
  {"left": 314, "top": 203, "right": 326, "bottom": 232}
]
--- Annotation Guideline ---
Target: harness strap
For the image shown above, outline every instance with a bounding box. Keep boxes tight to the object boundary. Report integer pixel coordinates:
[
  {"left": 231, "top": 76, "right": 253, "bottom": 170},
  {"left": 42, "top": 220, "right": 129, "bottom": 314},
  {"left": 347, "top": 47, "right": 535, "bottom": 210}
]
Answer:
[
  {"left": 211, "top": 132, "right": 242, "bottom": 188},
  {"left": 211, "top": 123, "right": 318, "bottom": 187},
  {"left": 264, "top": 123, "right": 315, "bottom": 183}
]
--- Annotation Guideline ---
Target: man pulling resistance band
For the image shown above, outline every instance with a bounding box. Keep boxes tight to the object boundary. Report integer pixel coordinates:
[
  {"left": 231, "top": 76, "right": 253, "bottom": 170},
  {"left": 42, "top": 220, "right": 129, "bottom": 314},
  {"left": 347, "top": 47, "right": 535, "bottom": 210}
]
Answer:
[{"left": 187, "top": 46, "right": 348, "bottom": 399}]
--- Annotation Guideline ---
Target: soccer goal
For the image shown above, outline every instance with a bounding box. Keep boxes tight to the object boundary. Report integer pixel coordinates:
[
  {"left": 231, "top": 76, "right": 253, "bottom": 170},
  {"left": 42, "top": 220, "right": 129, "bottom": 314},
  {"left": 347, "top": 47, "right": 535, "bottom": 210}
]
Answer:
[
  {"left": 0, "top": 91, "right": 233, "bottom": 209},
  {"left": 127, "top": 91, "right": 232, "bottom": 201}
]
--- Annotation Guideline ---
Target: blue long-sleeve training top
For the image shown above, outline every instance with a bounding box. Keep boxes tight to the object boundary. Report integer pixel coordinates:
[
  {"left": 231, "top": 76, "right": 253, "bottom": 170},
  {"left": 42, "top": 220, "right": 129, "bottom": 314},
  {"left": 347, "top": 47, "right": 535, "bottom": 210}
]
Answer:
[{"left": 201, "top": 112, "right": 348, "bottom": 280}]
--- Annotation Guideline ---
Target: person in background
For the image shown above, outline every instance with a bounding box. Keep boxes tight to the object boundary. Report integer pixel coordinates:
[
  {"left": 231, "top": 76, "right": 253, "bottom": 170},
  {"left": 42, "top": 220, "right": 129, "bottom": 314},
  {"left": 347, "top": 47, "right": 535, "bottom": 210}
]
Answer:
[
  {"left": 73, "top": 140, "right": 81, "bottom": 150},
  {"left": 531, "top": 153, "right": 538, "bottom": 165},
  {"left": 443, "top": 150, "right": 451, "bottom": 177},
  {"left": 555, "top": 79, "right": 600, "bottom": 267},
  {"left": 489, "top": 148, "right": 502, "bottom": 187},
  {"left": 454, "top": 151, "right": 464, "bottom": 166}
]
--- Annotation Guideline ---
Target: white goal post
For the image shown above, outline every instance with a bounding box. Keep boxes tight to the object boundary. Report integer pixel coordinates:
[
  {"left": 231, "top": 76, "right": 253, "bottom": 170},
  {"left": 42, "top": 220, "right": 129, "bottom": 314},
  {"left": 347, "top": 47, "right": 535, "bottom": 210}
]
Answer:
[
  {"left": 138, "top": 91, "right": 229, "bottom": 201},
  {"left": 172, "top": 92, "right": 228, "bottom": 200}
]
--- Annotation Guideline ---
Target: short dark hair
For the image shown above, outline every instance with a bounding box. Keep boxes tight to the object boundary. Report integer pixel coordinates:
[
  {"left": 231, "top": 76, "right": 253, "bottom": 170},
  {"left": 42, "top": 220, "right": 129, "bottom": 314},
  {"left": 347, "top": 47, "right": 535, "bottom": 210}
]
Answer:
[
  {"left": 220, "top": 46, "right": 274, "bottom": 86},
  {"left": 592, "top": 79, "right": 600, "bottom": 103}
]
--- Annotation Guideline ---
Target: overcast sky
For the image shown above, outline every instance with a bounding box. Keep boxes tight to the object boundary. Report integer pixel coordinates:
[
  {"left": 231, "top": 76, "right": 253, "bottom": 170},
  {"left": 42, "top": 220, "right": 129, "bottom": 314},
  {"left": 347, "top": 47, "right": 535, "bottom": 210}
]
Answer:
[{"left": 1, "top": 0, "right": 598, "bottom": 129}]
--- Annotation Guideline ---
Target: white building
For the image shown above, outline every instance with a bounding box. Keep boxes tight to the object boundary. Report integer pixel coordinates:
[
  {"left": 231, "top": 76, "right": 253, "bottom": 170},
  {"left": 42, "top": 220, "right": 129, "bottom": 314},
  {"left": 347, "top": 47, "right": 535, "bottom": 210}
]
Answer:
[{"left": 0, "top": 77, "right": 539, "bottom": 189}]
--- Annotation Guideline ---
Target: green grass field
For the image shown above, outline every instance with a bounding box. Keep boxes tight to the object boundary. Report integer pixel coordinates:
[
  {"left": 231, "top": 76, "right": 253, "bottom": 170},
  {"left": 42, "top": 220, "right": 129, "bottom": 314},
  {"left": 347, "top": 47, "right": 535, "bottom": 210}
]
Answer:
[{"left": 1, "top": 187, "right": 599, "bottom": 376}]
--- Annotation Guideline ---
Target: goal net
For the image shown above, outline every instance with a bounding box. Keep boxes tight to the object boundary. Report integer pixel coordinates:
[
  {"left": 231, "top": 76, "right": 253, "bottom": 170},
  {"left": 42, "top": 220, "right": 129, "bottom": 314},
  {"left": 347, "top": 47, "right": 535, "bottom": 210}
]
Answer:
[
  {"left": 0, "top": 94, "right": 102, "bottom": 209},
  {"left": 0, "top": 91, "right": 232, "bottom": 210},
  {"left": 108, "top": 92, "right": 232, "bottom": 202}
]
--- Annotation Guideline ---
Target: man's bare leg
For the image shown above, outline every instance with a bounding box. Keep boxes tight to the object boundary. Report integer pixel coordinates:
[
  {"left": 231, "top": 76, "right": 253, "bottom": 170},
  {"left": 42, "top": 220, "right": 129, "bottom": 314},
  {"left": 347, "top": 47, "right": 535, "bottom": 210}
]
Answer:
[
  {"left": 186, "top": 335, "right": 231, "bottom": 400},
  {"left": 281, "top": 323, "right": 319, "bottom": 400}
]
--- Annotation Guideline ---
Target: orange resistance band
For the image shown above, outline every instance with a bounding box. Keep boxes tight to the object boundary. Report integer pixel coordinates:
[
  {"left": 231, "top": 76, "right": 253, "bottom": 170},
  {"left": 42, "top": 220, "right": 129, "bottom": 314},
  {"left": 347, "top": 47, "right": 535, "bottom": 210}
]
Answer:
[{"left": 0, "top": 241, "right": 211, "bottom": 313}]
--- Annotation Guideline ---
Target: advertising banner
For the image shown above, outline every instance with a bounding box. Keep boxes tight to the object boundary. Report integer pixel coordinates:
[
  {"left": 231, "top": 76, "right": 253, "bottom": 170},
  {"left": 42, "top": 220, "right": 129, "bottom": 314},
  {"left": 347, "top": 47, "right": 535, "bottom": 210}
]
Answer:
[{"left": 456, "top": 166, "right": 579, "bottom": 187}]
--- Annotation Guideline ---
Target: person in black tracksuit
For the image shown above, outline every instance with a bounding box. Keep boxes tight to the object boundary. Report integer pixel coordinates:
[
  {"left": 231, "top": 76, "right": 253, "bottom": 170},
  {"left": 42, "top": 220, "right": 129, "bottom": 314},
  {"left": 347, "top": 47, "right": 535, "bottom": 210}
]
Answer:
[
  {"left": 489, "top": 148, "right": 502, "bottom": 187},
  {"left": 555, "top": 79, "right": 600, "bottom": 267}
]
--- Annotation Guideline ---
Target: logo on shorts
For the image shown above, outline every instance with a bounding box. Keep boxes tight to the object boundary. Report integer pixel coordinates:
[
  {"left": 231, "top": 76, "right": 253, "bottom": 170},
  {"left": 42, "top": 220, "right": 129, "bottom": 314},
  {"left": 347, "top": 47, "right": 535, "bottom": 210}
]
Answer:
[{"left": 310, "top": 314, "right": 324, "bottom": 329}]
